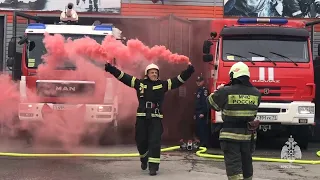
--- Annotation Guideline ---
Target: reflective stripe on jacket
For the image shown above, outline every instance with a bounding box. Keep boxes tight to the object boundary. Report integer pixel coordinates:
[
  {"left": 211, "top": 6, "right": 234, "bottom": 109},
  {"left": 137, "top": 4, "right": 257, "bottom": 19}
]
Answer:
[{"left": 207, "top": 83, "right": 261, "bottom": 142}]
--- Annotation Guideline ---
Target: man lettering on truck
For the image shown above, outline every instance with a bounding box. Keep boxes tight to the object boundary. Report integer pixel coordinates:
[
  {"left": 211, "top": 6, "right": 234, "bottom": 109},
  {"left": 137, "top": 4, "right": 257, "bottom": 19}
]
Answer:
[
  {"left": 206, "top": 62, "right": 261, "bottom": 180},
  {"left": 104, "top": 62, "right": 195, "bottom": 176}
]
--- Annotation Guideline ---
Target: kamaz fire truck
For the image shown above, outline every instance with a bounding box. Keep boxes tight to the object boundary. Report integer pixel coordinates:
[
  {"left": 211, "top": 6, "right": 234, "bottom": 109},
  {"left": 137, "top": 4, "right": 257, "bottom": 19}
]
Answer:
[
  {"left": 202, "top": 17, "right": 320, "bottom": 149},
  {"left": 6, "top": 10, "right": 123, "bottom": 145}
]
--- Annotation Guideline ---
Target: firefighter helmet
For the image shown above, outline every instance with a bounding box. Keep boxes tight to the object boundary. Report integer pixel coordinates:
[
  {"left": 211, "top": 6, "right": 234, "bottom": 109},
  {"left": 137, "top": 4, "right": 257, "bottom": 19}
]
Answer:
[
  {"left": 229, "top": 62, "right": 250, "bottom": 79},
  {"left": 145, "top": 63, "right": 159, "bottom": 75}
]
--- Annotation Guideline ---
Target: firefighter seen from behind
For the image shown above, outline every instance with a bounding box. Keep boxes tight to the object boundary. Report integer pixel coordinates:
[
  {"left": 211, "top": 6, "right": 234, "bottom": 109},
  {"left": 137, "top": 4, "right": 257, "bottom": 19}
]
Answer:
[{"left": 206, "top": 62, "right": 261, "bottom": 180}]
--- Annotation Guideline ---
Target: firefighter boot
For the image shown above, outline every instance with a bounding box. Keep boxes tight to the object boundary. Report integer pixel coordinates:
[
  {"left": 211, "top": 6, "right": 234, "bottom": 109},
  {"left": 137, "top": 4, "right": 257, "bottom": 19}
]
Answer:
[
  {"left": 149, "top": 163, "right": 158, "bottom": 176},
  {"left": 149, "top": 169, "right": 157, "bottom": 176},
  {"left": 141, "top": 162, "right": 147, "bottom": 170}
]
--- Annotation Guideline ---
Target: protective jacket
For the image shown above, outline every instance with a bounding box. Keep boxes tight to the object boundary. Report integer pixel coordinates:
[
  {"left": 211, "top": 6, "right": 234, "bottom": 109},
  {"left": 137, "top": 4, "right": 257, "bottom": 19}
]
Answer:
[
  {"left": 105, "top": 63, "right": 195, "bottom": 118},
  {"left": 195, "top": 86, "right": 209, "bottom": 115},
  {"left": 207, "top": 80, "right": 261, "bottom": 142}
]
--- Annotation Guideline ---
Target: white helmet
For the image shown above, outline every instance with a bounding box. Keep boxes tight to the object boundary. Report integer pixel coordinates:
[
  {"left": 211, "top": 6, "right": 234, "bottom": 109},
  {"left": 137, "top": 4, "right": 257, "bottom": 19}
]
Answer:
[
  {"left": 229, "top": 62, "right": 250, "bottom": 79},
  {"left": 145, "top": 63, "right": 159, "bottom": 75}
]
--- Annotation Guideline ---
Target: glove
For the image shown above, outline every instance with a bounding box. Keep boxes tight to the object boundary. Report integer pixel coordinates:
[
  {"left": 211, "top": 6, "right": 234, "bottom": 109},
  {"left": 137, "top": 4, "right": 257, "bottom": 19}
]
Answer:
[
  {"left": 105, "top": 63, "right": 111, "bottom": 72},
  {"left": 187, "top": 62, "right": 195, "bottom": 73},
  {"left": 248, "top": 120, "right": 260, "bottom": 131}
]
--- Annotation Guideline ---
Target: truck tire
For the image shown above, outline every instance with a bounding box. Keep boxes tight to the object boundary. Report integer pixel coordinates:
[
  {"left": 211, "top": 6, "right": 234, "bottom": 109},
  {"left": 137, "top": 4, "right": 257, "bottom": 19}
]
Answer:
[
  {"left": 294, "top": 126, "right": 312, "bottom": 150},
  {"left": 98, "top": 120, "right": 119, "bottom": 146}
]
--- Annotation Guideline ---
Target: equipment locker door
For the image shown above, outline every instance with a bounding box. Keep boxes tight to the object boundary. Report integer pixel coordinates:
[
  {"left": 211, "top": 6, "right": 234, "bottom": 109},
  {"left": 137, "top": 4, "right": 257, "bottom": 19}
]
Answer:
[{"left": 153, "top": 14, "right": 194, "bottom": 141}]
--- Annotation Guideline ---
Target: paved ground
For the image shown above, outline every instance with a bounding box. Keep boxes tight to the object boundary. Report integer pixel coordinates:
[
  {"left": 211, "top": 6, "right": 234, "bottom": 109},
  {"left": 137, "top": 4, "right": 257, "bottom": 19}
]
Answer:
[{"left": 0, "top": 140, "right": 319, "bottom": 180}]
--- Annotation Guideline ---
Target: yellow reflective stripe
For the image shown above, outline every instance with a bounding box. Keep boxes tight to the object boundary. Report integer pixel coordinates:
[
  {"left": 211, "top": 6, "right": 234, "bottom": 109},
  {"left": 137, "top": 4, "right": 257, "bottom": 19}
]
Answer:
[
  {"left": 28, "top": 58, "right": 35, "bottom": 67},
  {"left": 136, "top": 113, "right": 163, "bottom": 118},
  {"left": 131, "top": 77, "right": 136, "bottom": 88},
  {"left": 177, "top": 75, "right": 185, "bottom": 83},
  {"left": 167, "top": 79, "right": 172, "bottom": 90},
  {"left": 117, "top": 71, "right": 124, "bottom": 80},
  {"left": 28, "top": 58, "right": 35, "bottom": 63},
  {"left": 244, "top": 176, "right": 252, "bottom": 180},
  {"left": 153, "top": 84, "right": 162, "bottom": 90},
  {"left": 220, "top": 132, "right": 257, "bottom": 141},
  {"left": 140, "top": 83, "right": 147, "bottom": 89},
  {"left": 228, "top": 174, "right": 243, "bottom": 180},
  {"left": 140, "top": 151, "right": 148, "bottom": 158},
  {"left": 148, "top": 157, "right": 160, "bottom": 163},
  {"left": 28, "top": 63, "right": 35, "bottom": 67},
  {"left": 208, "top": 94, "right": 220, "bottom": 110},
  {"left": 228, "top": 94, "right": 259, "bottom": 106},
  {"left": 222, "top": 110, "right": 257, "bottom": 117}
]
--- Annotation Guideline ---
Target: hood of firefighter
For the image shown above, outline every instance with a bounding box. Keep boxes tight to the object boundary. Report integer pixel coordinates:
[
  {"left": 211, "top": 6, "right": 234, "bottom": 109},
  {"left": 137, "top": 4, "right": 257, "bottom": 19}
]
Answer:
[{"left": 221, "top": 63, "right": 314, "bottom": 102}]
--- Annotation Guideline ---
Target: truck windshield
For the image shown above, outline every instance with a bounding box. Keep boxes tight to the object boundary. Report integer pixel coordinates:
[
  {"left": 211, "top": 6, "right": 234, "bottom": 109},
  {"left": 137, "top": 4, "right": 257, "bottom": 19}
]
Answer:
[
  {"left": 222, "top": 35, "right": 309, "bottom": 63},
  {"left": 26, "top": 33, "right": 105, "bottom": 69}
]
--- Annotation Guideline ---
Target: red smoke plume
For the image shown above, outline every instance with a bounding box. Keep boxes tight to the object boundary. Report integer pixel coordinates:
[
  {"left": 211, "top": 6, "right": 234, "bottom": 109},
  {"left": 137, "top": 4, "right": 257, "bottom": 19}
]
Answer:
[{"left": 0, "top": 34, "right": 189, "bottom": 151}]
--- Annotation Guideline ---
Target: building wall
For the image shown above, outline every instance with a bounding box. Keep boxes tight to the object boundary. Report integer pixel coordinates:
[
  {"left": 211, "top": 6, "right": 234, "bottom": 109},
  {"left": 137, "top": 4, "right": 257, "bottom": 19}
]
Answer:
[
  {"left": 3, "top": 1, "right": 320, "bottom": 63},
  {"left": 0, "top": 0, "right": 224, "bottom": 70}
]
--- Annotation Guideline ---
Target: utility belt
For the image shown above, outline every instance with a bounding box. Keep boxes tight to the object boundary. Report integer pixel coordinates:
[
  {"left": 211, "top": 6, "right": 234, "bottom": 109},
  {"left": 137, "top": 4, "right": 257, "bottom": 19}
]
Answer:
[{"left": 137, "top": 101, "right": 162, "bottom": 119}]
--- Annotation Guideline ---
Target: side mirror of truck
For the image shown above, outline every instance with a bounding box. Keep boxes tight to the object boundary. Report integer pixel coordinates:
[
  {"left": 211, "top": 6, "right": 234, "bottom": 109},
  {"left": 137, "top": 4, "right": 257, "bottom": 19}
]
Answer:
[
  {"left": 203, "top": 40, "right": 214, "bottom": 62},
  {"left": 203, "top": 54, "right": 213, "bottom": 62},
  {"left": 318, "top": 44, "right": 320, "bottom": 56},
  {"left": 18, "top": 36, "right": 28, "bottom": 45},
  {"left": 203, "top": 40, "right": 213, "bottom": 54},
  {"left": 8, "top": 38, "right": 16, "bottom": 58},
  {"left": 6, "top": 58, "right": 14, "bottom": 68}
]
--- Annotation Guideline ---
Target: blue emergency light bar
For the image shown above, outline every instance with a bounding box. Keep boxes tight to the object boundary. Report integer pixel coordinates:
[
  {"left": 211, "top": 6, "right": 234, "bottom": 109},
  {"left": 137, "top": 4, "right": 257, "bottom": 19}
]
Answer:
[
  {"left": 237, "top": 18, "right": 288, "bottom": 25},
  {"left": 94, "top": 25, "right": 113, "bottom": 31},
  {"left": 26, "top": 23, "right": 46, "bottom": 29}
]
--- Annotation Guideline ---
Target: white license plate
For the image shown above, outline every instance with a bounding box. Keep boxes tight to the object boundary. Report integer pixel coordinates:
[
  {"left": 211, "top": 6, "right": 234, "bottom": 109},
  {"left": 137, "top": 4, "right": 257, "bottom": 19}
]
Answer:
[
  {"left": 255, "top": 115, "right": 278, "bottom": 121},
  {"left": 52, "top": 105, "right": 66, "bottom": 110}
]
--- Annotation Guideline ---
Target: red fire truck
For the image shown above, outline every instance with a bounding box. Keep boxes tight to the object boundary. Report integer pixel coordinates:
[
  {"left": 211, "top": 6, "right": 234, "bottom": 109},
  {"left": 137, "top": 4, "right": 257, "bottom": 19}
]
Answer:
[
  {"left": 202, "top": 17, "right": 319, "bottom": 149},
  {"left": 6, "top": 11, "right": 123, "bottom": 145}
]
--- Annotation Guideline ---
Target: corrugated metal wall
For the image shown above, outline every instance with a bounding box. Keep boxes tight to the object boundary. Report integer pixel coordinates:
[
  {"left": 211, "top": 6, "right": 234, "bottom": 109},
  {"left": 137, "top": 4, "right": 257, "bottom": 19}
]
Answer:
[
  {"left": 1, "top": 0, "right": 224, "bottom": 71},
  {"left": 313, "top": 32, "right": 320, "bottom": 57},
  {"left": 122, "top": 0, "right": 224, "bottom": 6},
  {"left": 121, "top": 0, "right": 224, "bottom": 18},
  {"left": 2, "top": 12, "right": 37, "bottom": 71}
]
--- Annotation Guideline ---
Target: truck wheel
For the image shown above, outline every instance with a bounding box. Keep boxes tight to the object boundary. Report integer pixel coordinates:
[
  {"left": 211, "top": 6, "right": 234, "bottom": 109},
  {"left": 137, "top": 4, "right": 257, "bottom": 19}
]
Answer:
[
  {"left": 98, "top": 120, "right": 119, "bottom": 146},
  {"left": 18, "top": 129, "right": 33, "bottom": 145},
  {"left": 294, "top": 126, "right": 312, "bottom": 150}
]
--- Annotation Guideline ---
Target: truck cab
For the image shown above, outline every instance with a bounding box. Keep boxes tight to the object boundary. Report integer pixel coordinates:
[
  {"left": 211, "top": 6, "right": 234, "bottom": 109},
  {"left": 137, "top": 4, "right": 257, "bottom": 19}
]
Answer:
[
  {"left": 203, "top": 18, "right": 316, "bottom": 149},
  {"left": 6, "top": 12, "right": 124, "bottom": 145}
]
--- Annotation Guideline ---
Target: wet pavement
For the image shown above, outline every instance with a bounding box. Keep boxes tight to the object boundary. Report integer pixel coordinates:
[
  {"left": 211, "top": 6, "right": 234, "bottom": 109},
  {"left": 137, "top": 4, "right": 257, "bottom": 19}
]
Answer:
[{"left": 0, "top": 140, "right": 319, "bottom": 180}]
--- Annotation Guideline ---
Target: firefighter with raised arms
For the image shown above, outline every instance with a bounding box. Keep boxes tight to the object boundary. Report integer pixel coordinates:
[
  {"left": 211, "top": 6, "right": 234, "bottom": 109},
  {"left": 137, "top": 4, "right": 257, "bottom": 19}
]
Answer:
[
  {"left": 206, "top": 62, "right": 261, "bottom": 180},
  {"left": 105, "top": 62, "right": 195, "bottom": 176}
]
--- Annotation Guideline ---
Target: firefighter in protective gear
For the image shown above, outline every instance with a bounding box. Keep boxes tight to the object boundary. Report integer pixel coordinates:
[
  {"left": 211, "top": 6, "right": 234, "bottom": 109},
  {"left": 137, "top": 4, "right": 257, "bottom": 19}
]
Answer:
[
  {"left": 206, "top": 62, "right": 261, "bottom": 180},
  {"left": 194, "top": 76, "right": 209, "bottom": 147},
  {"left": 105, "top": 62, "right": 195, "bottom": 176}
]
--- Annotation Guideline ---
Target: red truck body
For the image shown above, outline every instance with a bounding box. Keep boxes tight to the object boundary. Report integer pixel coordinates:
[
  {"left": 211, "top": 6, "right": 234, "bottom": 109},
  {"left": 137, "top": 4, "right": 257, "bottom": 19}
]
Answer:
[{"left": 203, "top": 18, "right": 316, "bottom": 149}]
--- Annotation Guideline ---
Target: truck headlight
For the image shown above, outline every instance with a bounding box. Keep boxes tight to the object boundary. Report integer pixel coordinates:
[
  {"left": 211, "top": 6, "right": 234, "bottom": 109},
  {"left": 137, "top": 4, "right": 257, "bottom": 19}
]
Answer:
[{"left": 298, "top": 106, "right": 315, "bottom": 114}]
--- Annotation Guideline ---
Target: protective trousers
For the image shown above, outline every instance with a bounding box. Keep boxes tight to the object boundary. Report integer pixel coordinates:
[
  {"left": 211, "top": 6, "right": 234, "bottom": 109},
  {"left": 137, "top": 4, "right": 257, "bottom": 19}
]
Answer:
[
  {"left": 220, "top": 141, "right": 253, "bottom": 180},
  {"left": 195, "top": 113, "right": 208, "bottom": 146},
  {"left": 135, "top": 117, "right": 163, "bottom": 170}
]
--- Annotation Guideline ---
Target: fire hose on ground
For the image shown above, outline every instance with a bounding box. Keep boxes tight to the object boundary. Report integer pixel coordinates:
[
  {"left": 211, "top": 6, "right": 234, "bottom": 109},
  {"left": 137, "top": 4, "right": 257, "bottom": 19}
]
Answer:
[{"left": 0, "top": 145, "right": 320, "bottom": 165}]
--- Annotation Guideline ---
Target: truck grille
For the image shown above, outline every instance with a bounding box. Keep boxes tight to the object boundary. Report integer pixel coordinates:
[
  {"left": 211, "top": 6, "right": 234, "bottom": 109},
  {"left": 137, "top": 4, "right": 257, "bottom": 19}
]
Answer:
[
  {"left": 36, "top": 80, "right": 95, "bottom": 97},
  {"left": 256, "top": 86, "right": 281, "bottom": 97}
]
